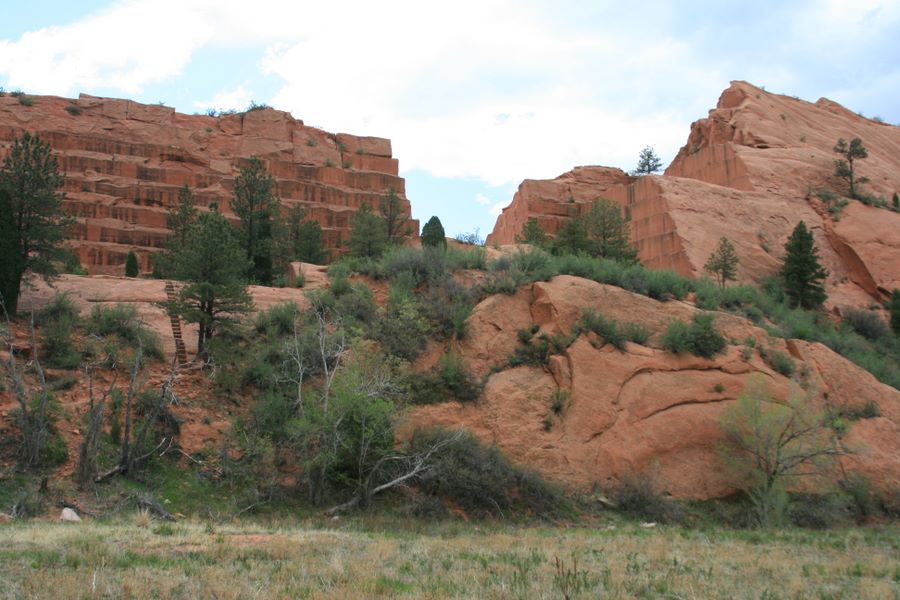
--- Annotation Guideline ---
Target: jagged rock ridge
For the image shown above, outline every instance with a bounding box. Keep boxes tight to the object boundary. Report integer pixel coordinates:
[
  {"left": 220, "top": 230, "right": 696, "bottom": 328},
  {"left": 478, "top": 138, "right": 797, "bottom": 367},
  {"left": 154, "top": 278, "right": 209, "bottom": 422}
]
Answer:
[{"left": 0, "top": 94, "right": 416, "bottom": 273}]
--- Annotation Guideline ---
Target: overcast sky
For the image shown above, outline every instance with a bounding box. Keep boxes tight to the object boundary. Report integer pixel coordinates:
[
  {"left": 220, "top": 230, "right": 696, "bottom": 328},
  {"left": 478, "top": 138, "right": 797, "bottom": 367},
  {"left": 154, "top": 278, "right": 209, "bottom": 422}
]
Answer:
[{"left": 2, "top": 0, "right": 898, "bottom": 237}]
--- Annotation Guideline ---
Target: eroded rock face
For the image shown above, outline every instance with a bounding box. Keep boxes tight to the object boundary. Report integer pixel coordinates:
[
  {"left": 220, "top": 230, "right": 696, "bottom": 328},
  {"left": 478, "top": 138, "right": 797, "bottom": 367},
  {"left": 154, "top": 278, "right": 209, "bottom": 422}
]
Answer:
[
  {"left": 487, "top": 81, "right": 900, "bottom": 308},
  {"left": 402, "top": 276, "right": 900, "bottom": 499},
  {"left": 0, "top": 94, "right": 415, "bottom": 274}
]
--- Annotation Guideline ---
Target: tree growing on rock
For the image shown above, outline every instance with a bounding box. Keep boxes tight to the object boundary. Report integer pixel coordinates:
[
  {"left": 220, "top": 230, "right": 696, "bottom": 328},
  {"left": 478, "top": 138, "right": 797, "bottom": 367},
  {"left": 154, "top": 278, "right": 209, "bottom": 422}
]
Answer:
[
  {"left": 781, "top": 221, "right": 828, "bottom": 309},
  {"left": 583, "top": 198, "right": 638, "bottom": 262},
  {"left": 125, "top": 250, "right": 139, "bottom": 277},
  {"left": 721, "top": 376, "right": 843, "bottom": 528},
  {"left": 347, "top": 203, "right": 389, "bottom": 259},
  {"left": 166, "top": 185, "right": 198, "bottom": 251},
  {"left": 233, "top": 157, "right": 279, "bottom": 283},
  {"left": 167, "top": 207, "right": 252, "bottom": 355},
  {"left": 279, "top": 205, "right": 328, "bottom": 265},
  {"left": 380, "top": 188, "right": 411, "bottom": 245},
  {"left": 420, "top": 216, "right": 446, "bottom": 249},
  {"left": 515, "top": 217, "right": 547, "bottom": 247},
  {"left": 631, "top": 146, "right": 663, "bottom": 175},
  {"left": 704, "top": 237, "right": 739, "bottom": 288},
  {"left": 0, "top": 132, "right": 72, "bottom": 316},
  {"left": 833, "top": 137, "right": 868, "bottom": 199}
]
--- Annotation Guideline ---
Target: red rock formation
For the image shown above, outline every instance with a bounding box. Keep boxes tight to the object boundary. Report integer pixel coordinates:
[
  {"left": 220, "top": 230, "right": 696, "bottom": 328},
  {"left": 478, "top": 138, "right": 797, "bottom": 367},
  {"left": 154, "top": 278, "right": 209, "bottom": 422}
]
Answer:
[
  {"left": 487, "top": 81, "right": 900, "bottom": 307},
  {"left": 401, "top": 276, "right": 900, "bottom": 498},
  {"left": 0, "top": 94, "right": 416, "bottom": 274}
]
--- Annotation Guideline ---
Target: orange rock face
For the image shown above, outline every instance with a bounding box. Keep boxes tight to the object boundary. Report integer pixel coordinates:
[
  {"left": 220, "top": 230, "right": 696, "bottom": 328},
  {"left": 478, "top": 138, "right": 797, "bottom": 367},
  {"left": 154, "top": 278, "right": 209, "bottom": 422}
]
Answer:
[
  {"left": 401, "top": 276, "right": 900, "bottom": 499},
  {"left": 487, "top": 81, "right": 900, "bottom": 308},
  {"left": 0, "top": 94, "right": 416, "bottom": 274}
]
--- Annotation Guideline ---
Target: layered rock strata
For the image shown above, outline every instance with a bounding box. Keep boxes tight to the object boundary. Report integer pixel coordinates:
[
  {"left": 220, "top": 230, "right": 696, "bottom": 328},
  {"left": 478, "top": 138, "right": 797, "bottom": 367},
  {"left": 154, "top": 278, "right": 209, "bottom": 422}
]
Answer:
[{"left": 0, "top": 94, "right": 415, "bottom": 273}]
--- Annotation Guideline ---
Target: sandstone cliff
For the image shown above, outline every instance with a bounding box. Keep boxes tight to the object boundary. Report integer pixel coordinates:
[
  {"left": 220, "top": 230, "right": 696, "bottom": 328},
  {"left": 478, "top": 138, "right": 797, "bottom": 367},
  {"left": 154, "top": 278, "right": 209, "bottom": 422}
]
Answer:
[
  {"left": 402, "top": 276, "right": 900, "bottom": 498},
  {"left": 487, "top": 82, "right": 900, "bottom": 308},
  {"left": 0, "top": 94, "right": 415, "bottom": 273}
]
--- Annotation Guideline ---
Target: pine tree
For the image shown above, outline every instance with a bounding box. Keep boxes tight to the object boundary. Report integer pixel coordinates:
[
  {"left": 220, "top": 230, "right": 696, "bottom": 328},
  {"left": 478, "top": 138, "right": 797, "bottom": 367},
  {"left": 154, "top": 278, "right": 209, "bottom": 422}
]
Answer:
[
  {"left": 704, "top": 237, "right": 739, "bottom": 288},
  {"left": 380, "top": 188, "right": 410, "bottom": 245},
  {"left": 124, "top": 250, "right": 139, "bottom": 277},
  {"left": 233, "top": 157, "right": 278, "bottom": 283},
  {"left": 551, "top": 213, "right": 589, "bottom": 256},
  {"left": 277, "top": 205, "right": 328, "bottom": 265},
  {"left": 168, "top": 208, "right": 252, "bottom": 355},
  {"left": 515, "top": 217, "right": 547, "bottom": 247},
  {"left": 420, "top": 216, "right": 446, "bottom": 249},
  {"left": 583, "top": 198, "right": 638, "bottom": 262},
  {"left": 833, "top": 137, "right": 869, "bottom": 199},
  {"left": 631, "top": 146, "right": 663, "bottom": 175},
  {"left": 0, "top": 132, "right": 72, "bottom": 316},
  {"left": 347, "top": 203, "right": 388, "bottom": 258},
  {"left": 781, "top": 221, "right": 828, "bottom": 309},
  {"left": 890, "top": 289, "right": 900, "bottom": 336},
  {"left": 167, "top": 185, "right": 197, "bottom": 250}
]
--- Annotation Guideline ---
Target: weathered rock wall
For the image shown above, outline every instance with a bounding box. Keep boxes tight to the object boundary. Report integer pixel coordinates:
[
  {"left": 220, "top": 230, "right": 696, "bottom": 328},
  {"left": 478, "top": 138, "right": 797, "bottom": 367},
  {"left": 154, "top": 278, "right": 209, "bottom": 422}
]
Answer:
[
  {"left": 0, "top": 94, "right": 416, "bottom": 274},
  {"left": 487, "top": 81, "right": 900, "bottom": 307}
]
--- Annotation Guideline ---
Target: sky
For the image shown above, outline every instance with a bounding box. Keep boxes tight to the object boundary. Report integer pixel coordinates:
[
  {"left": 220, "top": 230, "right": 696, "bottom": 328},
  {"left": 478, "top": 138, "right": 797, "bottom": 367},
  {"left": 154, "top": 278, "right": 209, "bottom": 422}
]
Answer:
[{"left": 1, "top": 0, "right": 898, "bottom": 238}]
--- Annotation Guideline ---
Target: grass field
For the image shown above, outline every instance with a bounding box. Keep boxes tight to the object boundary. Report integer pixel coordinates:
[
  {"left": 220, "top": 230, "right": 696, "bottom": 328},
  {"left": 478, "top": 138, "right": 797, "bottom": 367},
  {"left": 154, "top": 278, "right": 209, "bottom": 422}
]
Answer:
[{"left": 0, "top": 518, "right": 897, "bottom": 599}]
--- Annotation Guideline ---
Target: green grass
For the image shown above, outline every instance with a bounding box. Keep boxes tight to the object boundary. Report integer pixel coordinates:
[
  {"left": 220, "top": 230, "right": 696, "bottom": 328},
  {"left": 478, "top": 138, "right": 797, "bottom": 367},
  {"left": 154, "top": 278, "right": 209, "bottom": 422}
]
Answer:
[{"left": 0, "top": 519, "right": 896, "bottom": 599}]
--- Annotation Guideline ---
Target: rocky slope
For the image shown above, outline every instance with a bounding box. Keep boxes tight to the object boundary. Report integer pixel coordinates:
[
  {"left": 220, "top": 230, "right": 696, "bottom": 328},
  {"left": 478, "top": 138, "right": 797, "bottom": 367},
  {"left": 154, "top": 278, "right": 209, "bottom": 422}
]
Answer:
[
  {"left": 0, "top": 94, "right": 415, "bottom": 274},
  {"left": 487, "top": 81, "right": 900, "bottom": 309},
  {"left": 402, "top": 275, "right": 900, "bottom": 498}
]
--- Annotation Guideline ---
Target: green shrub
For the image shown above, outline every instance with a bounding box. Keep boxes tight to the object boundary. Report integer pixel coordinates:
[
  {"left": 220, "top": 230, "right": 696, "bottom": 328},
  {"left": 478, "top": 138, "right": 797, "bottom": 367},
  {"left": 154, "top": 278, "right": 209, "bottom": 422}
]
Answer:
[
  {"left": 762, "top": 347, "right": 795, "bottom": 377},
  {"left": 408, "top": 351, "right": 481, "bottom": 404},
  {"left": 550, "top": 389, "right": 569, "bottom": 415},
  {"left": 35, "top": 293, "right": 79, "bottom": 326},
  {"left": 64, "top": 104, "right": 81, "bottom": 116},
  {"left": 382, "top": 246, "right": 447, "bottom": 287},
  {"left": 40, "top": 314, "right": 81, "bottom": 369},
  {"left": 408, "top": 428, "right": 570, "bottom": 518},
  {"left": 86, "top": 304, "right": 163, "bottom": 359},
  {"left": 787, "top": 493, "right": 851, "bottom": 529},
  {"left": 608, "top": 474, "right": 682, "bottom": 524},
  {"left": 373, "top": 295, "right": 429, "bottom": 361},
  {"left": 661, "top": 313, "right": 726, "bottom": 358},
  {"left": 125, "top": 251, "right": 139, "bottom": 277},
  {"left": 578, "top": 309, "right": 627, "bottom": 350},
  {"left": 843, "top": 308, "right": 890, "bottom": 341},
  {"left": 254, "top": 302, "right": 299, "bottom": 337}
]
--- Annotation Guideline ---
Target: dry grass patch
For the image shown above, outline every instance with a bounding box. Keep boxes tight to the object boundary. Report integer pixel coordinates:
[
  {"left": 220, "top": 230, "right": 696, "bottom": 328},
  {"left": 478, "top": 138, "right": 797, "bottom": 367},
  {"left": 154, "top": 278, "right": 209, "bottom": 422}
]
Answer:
[{"left": 0, "top": 519, "right": 897, "bottom": 598}]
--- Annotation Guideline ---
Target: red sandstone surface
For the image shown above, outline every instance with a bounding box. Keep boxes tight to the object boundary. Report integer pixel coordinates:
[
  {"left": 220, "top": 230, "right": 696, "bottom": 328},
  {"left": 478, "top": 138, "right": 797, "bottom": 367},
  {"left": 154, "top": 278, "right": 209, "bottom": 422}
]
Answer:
[
  {"left": 401, "top": 276, "right": 900, "bottom": 498},
  {"left": 0, "top": 94, "right": 415, "bottom": 274},
  {"left": 487, "top": 81, "right": 900, "bottom": 308}
]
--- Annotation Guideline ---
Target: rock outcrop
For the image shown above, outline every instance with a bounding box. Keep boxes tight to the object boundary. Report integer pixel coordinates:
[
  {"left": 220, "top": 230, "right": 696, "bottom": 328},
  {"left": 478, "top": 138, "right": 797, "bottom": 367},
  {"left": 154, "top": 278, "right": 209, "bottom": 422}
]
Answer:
[
  {"left": 0, "top": 94, "right": 415, "bottom": 274},
  {"left": 402, "top": 276, "right": 900, "bottom": 498},
  {"left": 487, "top": 81, "right": 900, "bottom": 308}
]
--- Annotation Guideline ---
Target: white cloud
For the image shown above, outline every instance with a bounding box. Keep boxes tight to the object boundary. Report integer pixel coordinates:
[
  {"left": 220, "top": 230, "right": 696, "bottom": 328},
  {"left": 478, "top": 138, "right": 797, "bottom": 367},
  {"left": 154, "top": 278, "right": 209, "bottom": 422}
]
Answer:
[
  {"left": 475, "top": 193, "right": 491, "bottom": 206},
  {"left": 1, "top": 0, "right": 897, "bottom": 188},
  {"left": 194, "top": 85, "right": 251, "bottom": 112},
  {"left": 490, "top": 201, "right": 508, "bottom": 217}
]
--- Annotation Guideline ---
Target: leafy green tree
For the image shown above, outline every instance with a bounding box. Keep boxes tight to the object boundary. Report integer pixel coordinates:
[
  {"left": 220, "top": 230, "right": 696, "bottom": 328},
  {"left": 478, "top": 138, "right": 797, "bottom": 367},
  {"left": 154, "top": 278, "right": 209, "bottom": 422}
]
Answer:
[
  {"left": 890, "top": 289, "right": 900, "bottom": 336},
  {"left": 583, "top": 198, "right": 638, "bottom": 262},
  {"left": 0, "top": 132, "right": 71, "bottom": 316},
  {"left": 515, "top": 217, "right": 547, "bottom": 247},
  {"left": 347, "top": 203, "right": 388, "bottom": 259},
  {"left": 380, "top": 188, "right": 410, "bottom": 245},
  {"left": 631, "top": 145, "right": 663, "bottom": 175},
  {"left": 420, "top": 215, "right": 446, "bottom": 249},
  {"left": 721, "top": 376, "right": 842, "bottom": 528},
  {"left": 167, "top": 184, "right": 197, "bottom": 250},
  {"left": 704, "top": 237, "right": 739, "bottom": 288},
  {"left": 833, "top": 137, "right": 869, "bottom": 199},
  {"left": 781, "top": 221, "right": 828, "bottom": 309},
  {"left": 168, "top": 208, "right": 252, "bottom": 355},
  {"left": 233, "top": 157, "right": 279, "bottom": 283},
  {"left": 124, "top": 250, "right": 139, "bottom": 277}
]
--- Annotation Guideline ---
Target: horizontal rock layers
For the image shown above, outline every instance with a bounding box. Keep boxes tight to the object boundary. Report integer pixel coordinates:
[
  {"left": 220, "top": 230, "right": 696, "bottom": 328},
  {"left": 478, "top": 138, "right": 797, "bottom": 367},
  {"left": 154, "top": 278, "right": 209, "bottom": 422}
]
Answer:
[{"left": 0, "top": 94, "right": 415, "bottom": 273}]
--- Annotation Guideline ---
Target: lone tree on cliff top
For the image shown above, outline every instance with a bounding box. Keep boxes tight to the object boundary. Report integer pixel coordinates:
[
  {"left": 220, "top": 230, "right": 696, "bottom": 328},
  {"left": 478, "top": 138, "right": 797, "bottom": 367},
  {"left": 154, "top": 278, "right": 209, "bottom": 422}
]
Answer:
[
  {"left": 631, "top": 146, "right": 664, "bottom": 176},
  {"left": 781, "top": 220, "right": 828, "bottom": 310},
  {"left": 833, "top": 137, "right": 868, "bottom": 199},
  {"left": 0, "top": 132, "right": 72, "bottom": 316}
]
